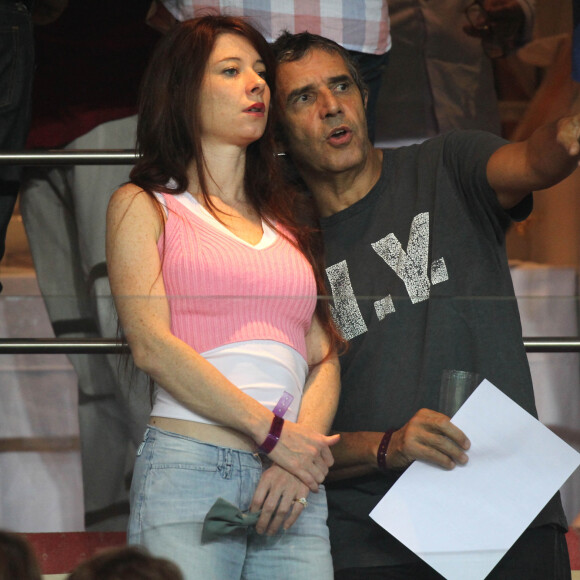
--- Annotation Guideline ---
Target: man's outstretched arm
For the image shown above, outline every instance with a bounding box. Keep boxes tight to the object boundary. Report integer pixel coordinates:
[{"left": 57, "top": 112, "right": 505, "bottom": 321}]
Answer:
[{"left": 489, "top": 114, "right": 580, "bottom": 210}]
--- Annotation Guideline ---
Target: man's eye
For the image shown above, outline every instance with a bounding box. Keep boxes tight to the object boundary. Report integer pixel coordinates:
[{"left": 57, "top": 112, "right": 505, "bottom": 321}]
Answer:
[
  {"left": 289, "top": 92, "right": 314, "bottom": 108},
  {"left": 336, "top": 82, "right": 350, "bottom": 92}
]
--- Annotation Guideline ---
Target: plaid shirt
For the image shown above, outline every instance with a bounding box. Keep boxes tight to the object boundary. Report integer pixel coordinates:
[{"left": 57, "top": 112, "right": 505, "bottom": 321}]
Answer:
[{"left": 161, "top": 0, "right": 391, "bottom": 54}]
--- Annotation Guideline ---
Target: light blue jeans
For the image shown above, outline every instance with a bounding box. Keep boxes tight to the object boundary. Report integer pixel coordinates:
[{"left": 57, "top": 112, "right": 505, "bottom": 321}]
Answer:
[{"left": 128, "top": 426, "right": 333, "bottom": 580}]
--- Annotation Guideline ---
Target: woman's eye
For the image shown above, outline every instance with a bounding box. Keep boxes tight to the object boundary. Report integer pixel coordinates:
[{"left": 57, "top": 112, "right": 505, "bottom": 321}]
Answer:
[
  {"left": 257, "top": 70, "right": 267, "bottom": 80},
  {"left": 223, "top": 67, "right": 238, "bottom": 76}
]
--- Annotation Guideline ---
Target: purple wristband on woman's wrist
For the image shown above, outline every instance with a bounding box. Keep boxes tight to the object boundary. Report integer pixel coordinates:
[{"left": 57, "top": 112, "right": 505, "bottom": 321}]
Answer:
[{"left": 258, "top": 415, "right": 284, "bottom": 454}]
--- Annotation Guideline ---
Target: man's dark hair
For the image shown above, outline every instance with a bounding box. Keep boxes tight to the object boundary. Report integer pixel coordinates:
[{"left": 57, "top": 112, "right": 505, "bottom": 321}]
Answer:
[{"left": 271, "top": 30, "right": 367, "bottom": 99}]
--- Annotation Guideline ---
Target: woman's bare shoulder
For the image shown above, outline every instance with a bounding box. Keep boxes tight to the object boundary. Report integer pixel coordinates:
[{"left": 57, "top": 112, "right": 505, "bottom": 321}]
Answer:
[
  {"left": 110, "top": 182, "right": 151, "bottom": 205},
  {"left": 109, "top": 183, "right": 161, "bottom": 216},
  {"left": 107, "top": 182, "right": 164, "bottom": 237}
]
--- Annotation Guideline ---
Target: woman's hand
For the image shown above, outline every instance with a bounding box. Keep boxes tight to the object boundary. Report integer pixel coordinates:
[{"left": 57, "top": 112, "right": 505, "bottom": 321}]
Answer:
[
  {"left": 250, "top": 464, "right": 310, "bottom": 535},
  {"left": 266, "top": 421, "right": 340, "bottom": 492}
]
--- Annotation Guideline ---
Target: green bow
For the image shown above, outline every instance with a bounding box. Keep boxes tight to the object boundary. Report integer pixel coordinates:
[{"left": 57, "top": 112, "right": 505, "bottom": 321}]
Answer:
[{"left": 202, "top": 497, "right": 261, "bottom": 543}]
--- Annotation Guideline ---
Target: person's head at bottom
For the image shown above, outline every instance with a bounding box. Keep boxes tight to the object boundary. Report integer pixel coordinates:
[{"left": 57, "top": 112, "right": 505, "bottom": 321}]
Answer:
[
  {"left": 0, "top": 530, "right": 42, "bottom": 580},
  {"left": 67, "top": 545, "right": 184, "bottom": 580}
]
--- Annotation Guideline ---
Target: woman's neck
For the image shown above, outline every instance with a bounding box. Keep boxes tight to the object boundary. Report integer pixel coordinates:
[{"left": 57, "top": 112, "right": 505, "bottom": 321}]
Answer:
[
  {"left": 186, "top": 144, "right": 264, "bottom": 245},
  {"left": 188, "top": 143, "right": 248, "bottom": 205}
]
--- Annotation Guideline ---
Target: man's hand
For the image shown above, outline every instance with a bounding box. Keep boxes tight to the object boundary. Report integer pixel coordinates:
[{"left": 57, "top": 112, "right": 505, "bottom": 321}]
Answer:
[
  {"left": 250, "top": 464, "right": 309, "bottom": 535},
  {"left": 488, "top": 112, "right": 580, "bottom": 209},
  {"left": 385, "top": 408, "right": 471, "bottom": 471}
]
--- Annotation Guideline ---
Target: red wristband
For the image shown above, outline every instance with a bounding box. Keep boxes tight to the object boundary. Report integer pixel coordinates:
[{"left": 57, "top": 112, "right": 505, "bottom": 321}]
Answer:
[
  {"left": 377, "top": 429, "right": 395, "bottom": 472},
  {"left": 258, "top": 415, "right": 285, "bottom": 454}
]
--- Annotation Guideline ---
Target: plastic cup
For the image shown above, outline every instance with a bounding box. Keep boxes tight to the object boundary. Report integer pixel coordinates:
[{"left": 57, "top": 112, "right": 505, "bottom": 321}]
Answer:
[{"left": 439, "top": 369, "right": 482, "bottom": 417}]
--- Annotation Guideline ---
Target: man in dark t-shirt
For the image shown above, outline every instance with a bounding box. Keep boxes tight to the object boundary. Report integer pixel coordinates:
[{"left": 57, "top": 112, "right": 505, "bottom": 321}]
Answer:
[{"left": 270, "top": 30, "right": 580, "bottom": 579}]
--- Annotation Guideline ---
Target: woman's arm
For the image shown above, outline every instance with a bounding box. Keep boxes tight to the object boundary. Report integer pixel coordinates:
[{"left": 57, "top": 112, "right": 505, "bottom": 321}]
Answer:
[
  {"left": 106, "top": 184, "right": 336, "bottom": 490},
  {"left": 250, "top": 317, "right": 341, "bottom": 534}
]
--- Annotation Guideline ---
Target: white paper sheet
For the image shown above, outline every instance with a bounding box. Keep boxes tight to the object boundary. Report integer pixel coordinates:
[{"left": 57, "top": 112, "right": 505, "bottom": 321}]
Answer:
[{"left": 369, "top": 380, "right": 580, "bottom": 580}]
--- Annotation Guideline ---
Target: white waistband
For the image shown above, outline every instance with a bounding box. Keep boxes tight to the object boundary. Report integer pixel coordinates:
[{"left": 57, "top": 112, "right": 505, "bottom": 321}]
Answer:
[{"left": 151, "top": 340, "right": 308, "bottom": 425}]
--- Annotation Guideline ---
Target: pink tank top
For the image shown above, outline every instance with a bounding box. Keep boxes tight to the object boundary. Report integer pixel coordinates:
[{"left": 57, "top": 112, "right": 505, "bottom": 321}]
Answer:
[{"left": 157, "top": 193, "right": 316, "bottom": 360}]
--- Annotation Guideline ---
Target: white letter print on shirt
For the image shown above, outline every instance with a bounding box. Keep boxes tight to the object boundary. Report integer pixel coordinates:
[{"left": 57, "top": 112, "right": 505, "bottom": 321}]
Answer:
[
  {"left": 326, "top": 260, "right": 369, "bottom": 341},
  {"left": 326, "top": 212, "right": 448, "bottom": 340}
]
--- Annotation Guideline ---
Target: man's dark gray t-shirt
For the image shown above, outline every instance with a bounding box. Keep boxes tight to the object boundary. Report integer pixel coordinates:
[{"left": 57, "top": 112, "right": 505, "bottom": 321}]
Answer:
[{"left": 321, "top": 131, "right": 567, "bottom": 571}]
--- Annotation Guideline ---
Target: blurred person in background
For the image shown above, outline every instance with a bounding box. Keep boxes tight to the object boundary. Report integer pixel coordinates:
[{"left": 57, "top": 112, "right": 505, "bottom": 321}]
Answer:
[
  {"left": 0, "top": 530, "right": 42, "bottom": 580},
  {"left": 374, "top": 0, "right": 535, "bottom": 147},
  {"left": 0, "top": 0, "right": 67, "bottom": 290}
]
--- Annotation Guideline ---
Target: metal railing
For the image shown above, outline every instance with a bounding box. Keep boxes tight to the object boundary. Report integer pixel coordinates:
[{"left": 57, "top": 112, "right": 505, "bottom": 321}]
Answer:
[
  {"left": 0, "top": 150, "right": 138, "bottom": 166},
  {"left": 1, "top": 338, "right": 579, "bottom": 355},
  {"left": 2, "top": 149, "right": 137, "bottom": 355},
  {"left": 2, "top": 148, "right": 580, "bottom": 356},
  {"left": 0, "top": 339, "right": 130, "bottom": 354}
]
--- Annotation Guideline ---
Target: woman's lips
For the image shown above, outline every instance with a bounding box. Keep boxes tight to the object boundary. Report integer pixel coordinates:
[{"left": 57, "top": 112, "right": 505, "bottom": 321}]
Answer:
[{"left": 244, "top": 103, "right": 265, "bottom": 115}]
